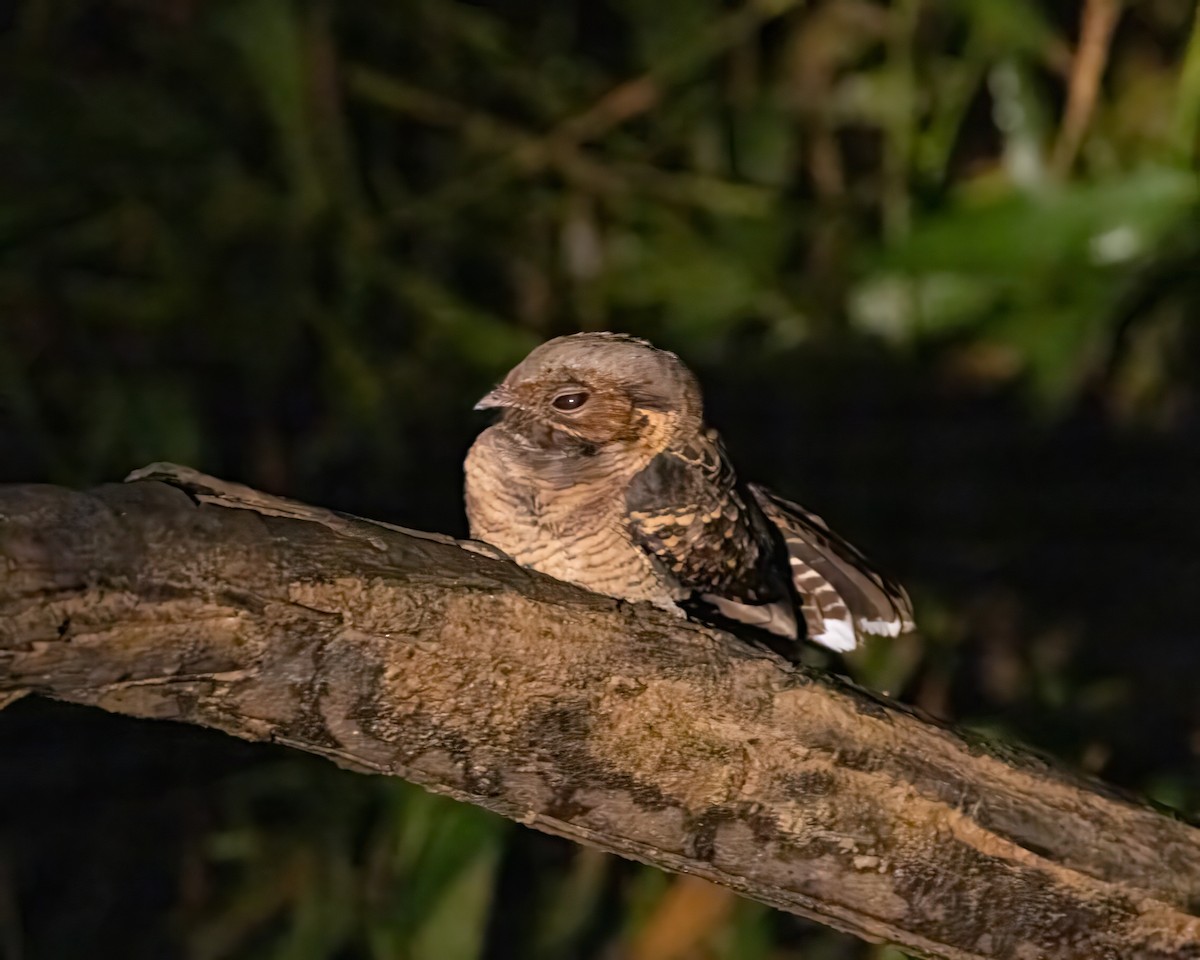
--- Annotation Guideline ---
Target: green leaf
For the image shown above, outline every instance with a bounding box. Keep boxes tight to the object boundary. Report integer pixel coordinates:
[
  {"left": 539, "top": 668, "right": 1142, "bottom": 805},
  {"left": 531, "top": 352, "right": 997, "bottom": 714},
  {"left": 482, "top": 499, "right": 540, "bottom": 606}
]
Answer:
[
  {"left": 378, "top": 787, "right": 509, "bottom": 952},
  {"left": 410, "top": 834, "right": 502, "bottom": 960},
  {"left": 211, "top": 0, "right": 326, "bottom": 220},
  {"left": 950, "top": 0, "right": 1061, "bottom": 59},
  {"left": 879, "top": 167, "right": 1197, "bottom": 276},
  {"left": 714, "top": 899, "right": 773, "bottom": 960},
  {"left": 605, "top": 214, "right": 770, "bottom": 343},
  {"left": 611, "top": 0, "right": 721, "bottom": 68}
]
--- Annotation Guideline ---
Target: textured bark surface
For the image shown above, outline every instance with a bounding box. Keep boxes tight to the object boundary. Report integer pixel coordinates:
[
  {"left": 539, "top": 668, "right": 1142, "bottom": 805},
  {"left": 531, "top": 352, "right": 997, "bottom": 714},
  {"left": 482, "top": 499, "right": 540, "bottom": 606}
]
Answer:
[{"left": 1, "top": 465, "right": 1197, "bottom": 960}]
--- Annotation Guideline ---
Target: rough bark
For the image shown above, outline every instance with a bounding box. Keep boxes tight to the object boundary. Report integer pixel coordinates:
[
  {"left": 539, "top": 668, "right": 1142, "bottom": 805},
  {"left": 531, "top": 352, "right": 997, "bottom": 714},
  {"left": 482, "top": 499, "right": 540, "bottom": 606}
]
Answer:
[{"left": 0, "top": 464, "right": 1197, "bottom": 960}]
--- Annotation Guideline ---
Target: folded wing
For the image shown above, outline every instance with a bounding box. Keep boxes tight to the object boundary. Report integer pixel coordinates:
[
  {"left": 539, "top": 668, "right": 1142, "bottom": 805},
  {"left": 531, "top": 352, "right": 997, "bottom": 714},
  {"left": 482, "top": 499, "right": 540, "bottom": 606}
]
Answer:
[
  {"left": 625, "top": 429, "right": 914, "bottom": 653},
  {"left": 626, "top": 431, "right": 799, "bottom": 640},
  {"left": 749, "top": 484, "right": 915, "bottom": 651}
]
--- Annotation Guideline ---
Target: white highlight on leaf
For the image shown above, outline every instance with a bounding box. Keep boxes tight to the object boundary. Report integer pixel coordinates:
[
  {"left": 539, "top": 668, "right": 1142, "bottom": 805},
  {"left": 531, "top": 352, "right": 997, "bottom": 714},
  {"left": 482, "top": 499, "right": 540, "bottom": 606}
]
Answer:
[{"left": 1090, "top": 225, "right": 1143, "bottom": 265}]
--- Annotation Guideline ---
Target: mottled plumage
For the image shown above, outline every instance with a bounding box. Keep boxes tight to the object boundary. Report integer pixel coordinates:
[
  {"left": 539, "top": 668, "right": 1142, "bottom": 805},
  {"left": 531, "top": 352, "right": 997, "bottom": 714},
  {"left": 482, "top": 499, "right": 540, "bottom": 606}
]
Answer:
[{"left": 464, "top": 333, "right": 914, "bottom": 652}]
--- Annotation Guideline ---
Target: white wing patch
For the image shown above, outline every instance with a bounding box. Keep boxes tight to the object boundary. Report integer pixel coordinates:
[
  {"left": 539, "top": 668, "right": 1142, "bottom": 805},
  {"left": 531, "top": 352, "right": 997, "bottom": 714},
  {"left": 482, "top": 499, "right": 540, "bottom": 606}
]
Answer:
[
  {"left": 811, "top": 618, "right": 858, "bottom": 652},
  {"left": 858, "top": 617, "right": 905, "bottom": 638}
]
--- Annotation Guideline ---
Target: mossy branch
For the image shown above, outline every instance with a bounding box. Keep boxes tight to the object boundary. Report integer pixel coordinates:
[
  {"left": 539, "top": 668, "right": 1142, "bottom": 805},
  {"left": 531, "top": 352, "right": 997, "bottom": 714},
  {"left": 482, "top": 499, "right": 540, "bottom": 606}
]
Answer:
[{"left": 1, "top": 465, "right": 1197, "bottom": 960}]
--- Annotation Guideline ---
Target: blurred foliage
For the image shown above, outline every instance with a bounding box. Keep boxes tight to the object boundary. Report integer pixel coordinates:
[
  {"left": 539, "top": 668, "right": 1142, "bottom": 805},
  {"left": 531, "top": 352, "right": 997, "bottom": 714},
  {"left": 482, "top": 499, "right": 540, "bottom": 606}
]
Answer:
[{"left": 2, "top": 0, "right": 1200, "bottom": 958}]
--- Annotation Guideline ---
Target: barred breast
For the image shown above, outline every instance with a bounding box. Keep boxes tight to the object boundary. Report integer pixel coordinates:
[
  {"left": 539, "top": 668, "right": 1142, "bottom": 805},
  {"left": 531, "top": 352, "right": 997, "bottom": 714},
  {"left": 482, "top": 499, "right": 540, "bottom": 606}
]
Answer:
[{"left": 464, "top": 426, "right": 679, "bottom": 605}]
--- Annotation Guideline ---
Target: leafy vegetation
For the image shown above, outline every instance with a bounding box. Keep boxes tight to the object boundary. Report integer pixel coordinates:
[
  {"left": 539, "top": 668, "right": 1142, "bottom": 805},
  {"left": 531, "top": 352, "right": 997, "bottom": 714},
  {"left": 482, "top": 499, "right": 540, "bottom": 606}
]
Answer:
[{"left": 1, "top": 0, "right": 1198, "bottom": 957}]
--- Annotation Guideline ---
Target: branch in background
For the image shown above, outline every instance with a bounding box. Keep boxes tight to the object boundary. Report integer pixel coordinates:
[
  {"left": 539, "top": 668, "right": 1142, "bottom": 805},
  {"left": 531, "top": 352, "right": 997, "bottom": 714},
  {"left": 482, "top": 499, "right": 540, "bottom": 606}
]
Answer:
[
  {"left": 1, "top": 466, "right": 1197, "bottom": 960},
  {"left": 1051, "top": 0, "right": 1122, "bottom": 176}
]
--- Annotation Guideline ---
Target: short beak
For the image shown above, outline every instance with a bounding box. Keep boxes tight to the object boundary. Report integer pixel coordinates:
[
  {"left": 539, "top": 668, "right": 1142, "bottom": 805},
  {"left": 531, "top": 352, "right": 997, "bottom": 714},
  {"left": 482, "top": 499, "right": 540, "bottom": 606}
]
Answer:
[{"left": 474, "top": 384, "right": 514, "bottom": 411}]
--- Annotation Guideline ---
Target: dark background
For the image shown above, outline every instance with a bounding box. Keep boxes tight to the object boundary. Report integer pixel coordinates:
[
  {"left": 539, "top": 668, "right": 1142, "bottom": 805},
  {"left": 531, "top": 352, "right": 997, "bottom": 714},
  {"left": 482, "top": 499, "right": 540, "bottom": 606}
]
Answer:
[{"left": 1, "top": 1, "right": 1198, "bottom": 957}]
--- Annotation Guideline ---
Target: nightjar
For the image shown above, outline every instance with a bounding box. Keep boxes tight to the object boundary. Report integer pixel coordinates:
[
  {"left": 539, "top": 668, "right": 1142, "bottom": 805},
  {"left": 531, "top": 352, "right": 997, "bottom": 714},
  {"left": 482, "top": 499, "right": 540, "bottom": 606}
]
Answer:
[{"left": 464, "top": 332, "right": 913, "bottom": 653}]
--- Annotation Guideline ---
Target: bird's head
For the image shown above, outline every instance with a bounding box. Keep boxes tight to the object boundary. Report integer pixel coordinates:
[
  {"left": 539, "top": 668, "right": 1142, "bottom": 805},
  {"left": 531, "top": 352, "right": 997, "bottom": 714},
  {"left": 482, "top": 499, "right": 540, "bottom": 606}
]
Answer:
[{"left": 475, "top": 333, "right": 703, "bottom": 451}]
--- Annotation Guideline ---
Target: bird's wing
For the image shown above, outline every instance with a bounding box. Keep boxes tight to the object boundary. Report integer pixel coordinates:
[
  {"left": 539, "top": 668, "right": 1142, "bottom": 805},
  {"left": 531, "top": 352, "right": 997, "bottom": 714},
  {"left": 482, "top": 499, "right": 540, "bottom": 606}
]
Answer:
[
  {"left": 749, "top": 484, "right": 915, "bottom": 651},
  {"left": 625, "top": 430, "right": 801, "bottom": 641}
]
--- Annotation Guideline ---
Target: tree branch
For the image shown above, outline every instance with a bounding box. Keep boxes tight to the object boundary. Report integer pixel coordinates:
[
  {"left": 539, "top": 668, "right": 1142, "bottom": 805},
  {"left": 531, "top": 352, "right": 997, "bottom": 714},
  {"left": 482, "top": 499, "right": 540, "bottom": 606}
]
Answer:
[{"left": 1, "top": 466, "right": 1197, "bottom": 960}]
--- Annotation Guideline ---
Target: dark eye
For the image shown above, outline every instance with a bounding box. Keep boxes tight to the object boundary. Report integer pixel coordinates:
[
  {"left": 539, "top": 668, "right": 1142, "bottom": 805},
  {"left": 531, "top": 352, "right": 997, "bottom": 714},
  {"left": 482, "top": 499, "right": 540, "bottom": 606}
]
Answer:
[{"left": 552, "top": 391, "right": 589, "bottom": 412}]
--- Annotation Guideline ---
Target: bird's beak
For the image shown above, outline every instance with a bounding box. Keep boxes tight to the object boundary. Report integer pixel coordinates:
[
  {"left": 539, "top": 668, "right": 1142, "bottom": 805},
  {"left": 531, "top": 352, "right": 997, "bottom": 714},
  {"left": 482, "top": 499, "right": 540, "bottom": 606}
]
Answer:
[{"left": 474, "top": 384, "right": 514, "bottom": 411}]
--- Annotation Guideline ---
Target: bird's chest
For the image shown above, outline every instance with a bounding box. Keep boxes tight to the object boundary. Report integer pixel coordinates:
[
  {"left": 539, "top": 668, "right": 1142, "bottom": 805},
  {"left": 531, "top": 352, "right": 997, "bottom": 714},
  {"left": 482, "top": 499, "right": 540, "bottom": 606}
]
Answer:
[
  {"left": 469, "top": 451, "right": 628, "bottom": 550},
  {"left": 464, "top": 434, "right": 672, "bottom": 601}
]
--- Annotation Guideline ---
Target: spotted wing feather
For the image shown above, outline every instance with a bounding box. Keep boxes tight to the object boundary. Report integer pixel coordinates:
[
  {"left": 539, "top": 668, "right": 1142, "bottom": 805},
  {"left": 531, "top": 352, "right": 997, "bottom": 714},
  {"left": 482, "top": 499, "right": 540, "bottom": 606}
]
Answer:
[{"left": 626, "top": 431, "right": 799, "bottom": 639}]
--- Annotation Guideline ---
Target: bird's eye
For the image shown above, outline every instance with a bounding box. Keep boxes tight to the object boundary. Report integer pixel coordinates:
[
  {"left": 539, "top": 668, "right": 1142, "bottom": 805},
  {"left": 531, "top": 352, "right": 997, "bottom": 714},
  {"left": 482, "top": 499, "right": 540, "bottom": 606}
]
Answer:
[{"left": 552, "top": 391, "right": 589, "bottom": 412}]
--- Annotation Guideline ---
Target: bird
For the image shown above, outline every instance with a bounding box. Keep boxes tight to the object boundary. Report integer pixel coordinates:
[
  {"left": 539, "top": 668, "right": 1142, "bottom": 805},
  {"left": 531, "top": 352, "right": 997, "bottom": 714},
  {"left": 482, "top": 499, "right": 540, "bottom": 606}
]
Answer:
[{"left": 464, "top": 332, "right": 914, "bottom": 654}]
